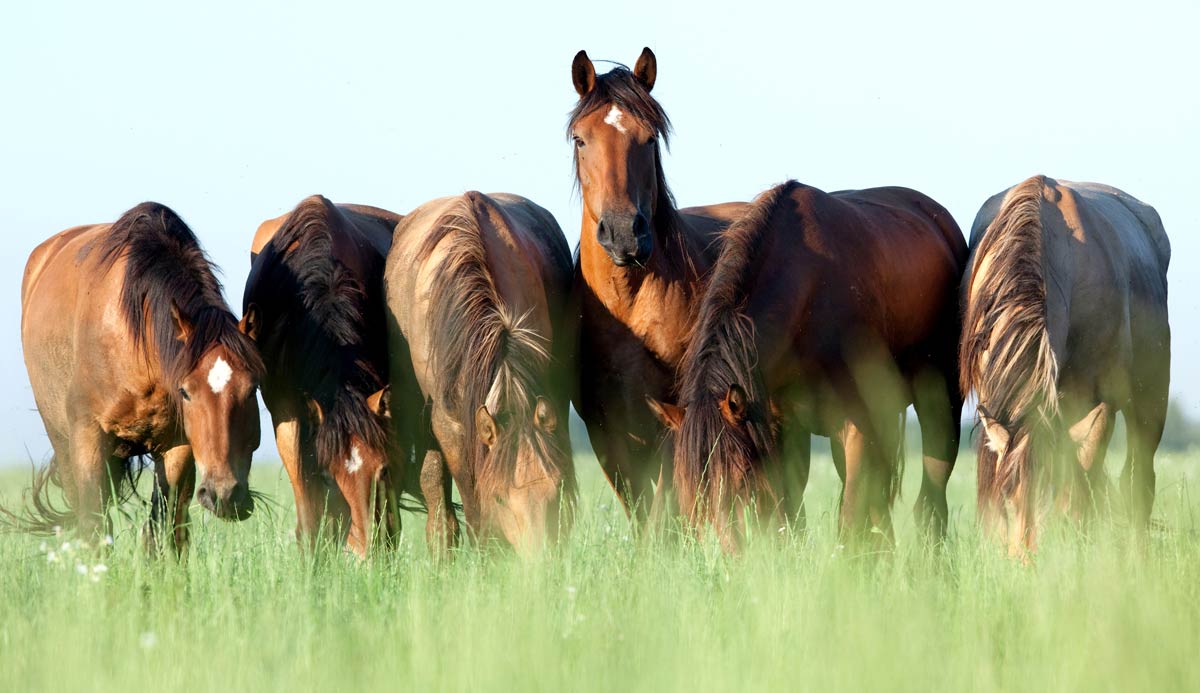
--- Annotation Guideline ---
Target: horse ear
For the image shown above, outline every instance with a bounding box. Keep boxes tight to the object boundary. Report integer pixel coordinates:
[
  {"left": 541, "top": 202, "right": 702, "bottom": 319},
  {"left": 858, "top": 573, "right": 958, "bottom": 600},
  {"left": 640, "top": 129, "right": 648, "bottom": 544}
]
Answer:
[
  {"left": 534, "top": 397, "right": 558, "bottom": 433},
  {"left": 239, "top": 304, "right": 260, "bottom": 341},
  {"left": 307, "top": 398, "right": 325, "bottom": 426},
  {"left": 572, "top": 50, "right": 596, "bottom": 97},
  {"left": 646, "top": 397, "right": 684, "bottom": 431},
  {"left": 1068, "top": 403, "right": 1107, "bottom": 445},
  {"left": 366, "top": 385, "right": 391, "bottom": 419},
  {"left": 720, "top": 384, "right": 748, "bottom": 425},
  {"left": 633, "top": 47, "right": 657, "bottom": 92},
  {"left": 476, "top": 406, "right": 498, "bottom": 448},
  {"left": 170, "top": 303, "right": 192, "bottom": 342},
  {"left": 978, "top": 408, "right": 1010, "bottom": 454}
]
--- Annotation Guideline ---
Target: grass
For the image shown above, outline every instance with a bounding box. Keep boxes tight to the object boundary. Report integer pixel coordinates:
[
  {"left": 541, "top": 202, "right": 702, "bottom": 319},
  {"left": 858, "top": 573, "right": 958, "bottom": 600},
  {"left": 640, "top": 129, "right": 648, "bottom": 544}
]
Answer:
[{"left": 1, "top": 446, "right": 1199, "bottom": 692}]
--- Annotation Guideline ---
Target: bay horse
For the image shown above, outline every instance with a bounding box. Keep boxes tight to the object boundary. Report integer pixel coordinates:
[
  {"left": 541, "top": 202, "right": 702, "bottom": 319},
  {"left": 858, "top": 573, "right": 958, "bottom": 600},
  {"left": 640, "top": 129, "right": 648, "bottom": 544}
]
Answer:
[
  {"left": 7, "top": 202, "right": 263, "bottom": 552},
  {"left": 651, "top": 181, "right": 966, "bottom": 552},
  {"left": 569, "top": 47, "right": 748, "bottom": 522},
  {"left": 960, "top": 175, "right": 1170, "bottom": 556},
  {"left": 383, "top": 192, "right": 575, "bottom": 556},
  {"left": 243, "top": 195, "right": 407, "bottom": 557}
]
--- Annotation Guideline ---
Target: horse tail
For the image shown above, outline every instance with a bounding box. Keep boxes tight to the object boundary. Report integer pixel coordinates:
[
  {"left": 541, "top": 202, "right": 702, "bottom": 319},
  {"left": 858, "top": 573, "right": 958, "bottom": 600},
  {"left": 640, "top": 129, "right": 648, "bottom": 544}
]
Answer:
[
  {"left": 960, "top": 175, "right": 1059, "bottom": 516},
  {"left": 0, "top": 455, "right": 75, "bottom": 535}
]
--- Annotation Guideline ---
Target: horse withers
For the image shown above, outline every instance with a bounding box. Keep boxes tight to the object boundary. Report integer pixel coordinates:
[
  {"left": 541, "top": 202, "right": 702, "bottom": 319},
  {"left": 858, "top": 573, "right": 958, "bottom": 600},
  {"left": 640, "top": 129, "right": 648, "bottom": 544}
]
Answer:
[
  {"left": 568, "top": 47, "right": 748, "bottom": 524},
  {"left": 961, "top": 175, "right": 1170, "bottom": 556},
  {"left": 244, "top": 195, "right": 408, "bottom": 557},
  {"left": 651, "top": 181, "right": 967, "bottom": 553},
  {"left": 8, "top": 203, "right": 263, "bottom": 552},
  {"left": 384, "top": 192, "right": 576, "bottom": 557}
]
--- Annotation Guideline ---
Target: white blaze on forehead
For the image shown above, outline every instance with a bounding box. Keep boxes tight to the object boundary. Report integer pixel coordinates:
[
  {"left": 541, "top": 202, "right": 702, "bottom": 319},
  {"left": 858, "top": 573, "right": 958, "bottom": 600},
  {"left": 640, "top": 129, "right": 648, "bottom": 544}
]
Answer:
[
  {"left": 604, "top": 104, "right": 627, "bottom": 134},
  {"left": 345, "top": 446, "right": 364, "bottom": 475},
  {"left": 207, "top": 357, "right": 233, "bottom": 394}
]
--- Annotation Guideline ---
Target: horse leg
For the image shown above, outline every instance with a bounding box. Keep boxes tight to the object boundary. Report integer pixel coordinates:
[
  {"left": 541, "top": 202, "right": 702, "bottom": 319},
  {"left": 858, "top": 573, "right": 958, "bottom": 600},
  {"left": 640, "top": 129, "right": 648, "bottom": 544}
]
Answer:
[
  {"left": 67, "top": 424, "right": 118, "bottom": 541},
  {"left": 1069, "top": 403, "right": 1115, "bottom": 521},
  {"left": 837, "top": 418, "right": 895, "bottom": 548},
  {"left": 420, "top": 449, "right": 459, "bottom": 558},
  {"left": 775, "top": 419, "right": 811, "bottom": 533},
  {"left": 598, "top": 433, "right": 655, "bottom": 523},
  {"left": 145, "top": 445, "right": 195, "bottom": 556},
  {"left": 273, "top": 416, "right": 316, "bottom": 548},
  {"left": 1121, "top": 400, "right": 1166, "bottom": 534},
  {"left": 911, "top": 366, "right": 960, "bottom": 542}
]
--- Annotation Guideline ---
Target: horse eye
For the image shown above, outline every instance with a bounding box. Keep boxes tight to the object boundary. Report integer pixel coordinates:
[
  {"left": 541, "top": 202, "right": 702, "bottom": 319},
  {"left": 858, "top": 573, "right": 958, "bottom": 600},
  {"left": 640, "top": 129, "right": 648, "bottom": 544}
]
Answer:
[
  {"left": 573, "top": 136, "right": 585, "bottom": 148},
  {"left": 178, "top": 387, "right": 191, "bottom": 402}
]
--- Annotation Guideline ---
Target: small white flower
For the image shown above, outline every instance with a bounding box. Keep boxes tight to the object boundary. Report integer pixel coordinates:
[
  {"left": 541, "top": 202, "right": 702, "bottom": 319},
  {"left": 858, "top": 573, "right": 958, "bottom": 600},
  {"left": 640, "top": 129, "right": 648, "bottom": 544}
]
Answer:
[
  {"left": 38, "top": 541, "right": 47, "bottom": 553},
  {"left": 565, "top": 586, "right": 577, "bottom": 596},
  {"left": 92, "top": 564, "right": 108, "bottom": 574},
  {"left": 46, "top": 550, "right": 58, "bottom": 563},
  {"left": 75, "top": 563, "right": 88, "bottom": 575},
  {"left": 103, "top": 535, "right": 114, "bottom": 546},
  {"left": 53, "top": 525, "right": 62, "bottom": 537},
  {"left": 61, "top": 541, "right": 72, "bottom": 553},
  {"left": 139, "top": 632, "right": 158, "bottom": 650}
]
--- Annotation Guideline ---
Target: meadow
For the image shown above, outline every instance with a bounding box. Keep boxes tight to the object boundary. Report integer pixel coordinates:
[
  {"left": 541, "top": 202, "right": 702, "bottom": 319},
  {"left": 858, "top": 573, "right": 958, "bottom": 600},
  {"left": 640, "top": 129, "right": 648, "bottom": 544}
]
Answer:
[{"left": 1, "top": 442, "right": 1198, "bottom": 692}]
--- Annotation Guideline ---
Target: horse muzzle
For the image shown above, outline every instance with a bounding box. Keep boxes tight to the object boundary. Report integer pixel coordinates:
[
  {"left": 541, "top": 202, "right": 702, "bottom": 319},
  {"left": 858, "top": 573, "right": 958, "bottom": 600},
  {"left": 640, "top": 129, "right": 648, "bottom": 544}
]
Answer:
[{"left": 197, "top": 477, "right": 254, "bottom": 521}]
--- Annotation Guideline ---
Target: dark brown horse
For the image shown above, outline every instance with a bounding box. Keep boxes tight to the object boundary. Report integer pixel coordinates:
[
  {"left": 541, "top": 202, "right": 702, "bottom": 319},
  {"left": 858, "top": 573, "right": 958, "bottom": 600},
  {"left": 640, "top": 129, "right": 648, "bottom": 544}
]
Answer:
[
  {"left": 384, "top": 192, "right": 575, "bottom": 556},
  {"left": 652, "top": 181, "right": 966, "bottom": 552},
  {"left": 8, "top": 203, "right": 263, "bottom": 551},
  {"left": 569, "top": 48, "right": 747, "bottom": 521},
  {"left": 961, "top": 175, "right": 1170, "bottom": 556},
  {"left": 243, "top": 195, "right": 404, "bottom": 557}
]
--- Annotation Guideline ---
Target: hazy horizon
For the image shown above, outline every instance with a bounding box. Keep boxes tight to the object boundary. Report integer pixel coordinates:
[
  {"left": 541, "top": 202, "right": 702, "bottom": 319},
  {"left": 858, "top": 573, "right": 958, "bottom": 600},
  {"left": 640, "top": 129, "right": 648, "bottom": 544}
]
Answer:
[{"left": 2, "top": 0, "right": 1197, "bottom": 465}]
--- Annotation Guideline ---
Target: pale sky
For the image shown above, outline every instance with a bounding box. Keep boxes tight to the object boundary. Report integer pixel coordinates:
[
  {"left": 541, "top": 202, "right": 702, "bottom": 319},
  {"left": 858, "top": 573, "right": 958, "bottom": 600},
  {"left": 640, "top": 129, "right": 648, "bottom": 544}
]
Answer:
[{"left": 2, "top": 0, "right": 1197, "bottom": 463}]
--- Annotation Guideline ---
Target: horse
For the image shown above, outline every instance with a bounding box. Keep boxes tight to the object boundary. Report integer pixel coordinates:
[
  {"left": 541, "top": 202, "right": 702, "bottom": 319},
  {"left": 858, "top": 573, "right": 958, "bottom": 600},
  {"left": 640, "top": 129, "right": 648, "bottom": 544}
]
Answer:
[
  {"left": 243, "top": 195, "right": 407, "bottom": 557},
  {"left": 383, "top": 192, "right": 575, "bottom": 556},
  {"left": 7, "top": 202, "right": 263, "bottom": 553},
  {"left": 568, "top": 47, "right": 748, "bottom": 522},
  {"left": 960, "top": 175, "right": 1170, "bottom": 556},
  {"left": 650, "top": 181, "right": 967, "bottom": 553}
]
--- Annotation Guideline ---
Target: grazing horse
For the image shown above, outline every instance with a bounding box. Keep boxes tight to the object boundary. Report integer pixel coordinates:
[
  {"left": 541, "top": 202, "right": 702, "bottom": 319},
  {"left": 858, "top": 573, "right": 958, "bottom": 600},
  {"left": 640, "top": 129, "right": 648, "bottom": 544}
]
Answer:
[
  {"left": 243, "top": 195, "right": 405, "bottom": 557},
  {"left": 651, "top": 181, "right": 966, "bottom": 552},
  {"left": 384, "top": 192, "right": 575, "bottom": 556},
  {"left": 8, "top": 203, "right": 263, "bottom": 551},
  {"left": 961, "top": 175, "right": 1170, "bottom": 555},
  {"left": 569, "top": 47, "right": 748, "bottom": 521}
]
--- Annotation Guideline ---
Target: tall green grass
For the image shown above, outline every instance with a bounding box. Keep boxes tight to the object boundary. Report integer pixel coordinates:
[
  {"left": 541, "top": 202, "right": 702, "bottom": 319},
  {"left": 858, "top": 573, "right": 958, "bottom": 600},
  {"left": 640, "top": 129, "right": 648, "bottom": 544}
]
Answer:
[{"left": 1, "top": 449, "right": 1198, "bottom": 692}]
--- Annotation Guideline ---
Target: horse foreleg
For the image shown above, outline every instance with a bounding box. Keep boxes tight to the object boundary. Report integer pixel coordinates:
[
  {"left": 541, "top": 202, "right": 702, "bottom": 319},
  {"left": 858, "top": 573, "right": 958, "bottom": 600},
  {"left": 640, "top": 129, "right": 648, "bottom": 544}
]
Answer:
[
  {"left": 145, "top": 445, "right": 195, "bottom": 557},
  {"left": 420, "top": 449, "right": 459, "bottom": 559},
  {"left": 837, "top": 419, "right": 894, "bottom": 550},
  {"left": 911, "top": 366, "right": 961, "bottom": 543},
  {"left": 273, "top": 416, "right": 317, "bottom": 549}
]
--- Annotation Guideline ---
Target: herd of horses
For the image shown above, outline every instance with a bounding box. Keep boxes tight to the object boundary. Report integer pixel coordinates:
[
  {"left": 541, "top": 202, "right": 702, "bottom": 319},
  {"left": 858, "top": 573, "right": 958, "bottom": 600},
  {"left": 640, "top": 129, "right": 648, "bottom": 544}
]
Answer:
[{"left": 5, "top": 48, "right": 1171, "bottom": 559}]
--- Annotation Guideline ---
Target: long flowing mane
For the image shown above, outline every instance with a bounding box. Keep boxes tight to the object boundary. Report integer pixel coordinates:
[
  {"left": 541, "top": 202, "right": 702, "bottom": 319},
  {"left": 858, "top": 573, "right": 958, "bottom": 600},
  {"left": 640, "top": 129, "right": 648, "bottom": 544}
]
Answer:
[
  {"left": 674, "top": 182, "right": 800, "bottom": 515},
  {"left": 251, "top": 195, "right": 387, "bottom": 467},
  {"left": 567, "top": 65, "right": 693, "bottom": 267},
  {"left": 416, "top": 193, "right": 565, "bottom": 488},
  {"left": 960, "top": 175, "right": 1059, "bottom": 508},
  {"left": 95, "top": 202, "right": 263, "bottom": 397}
]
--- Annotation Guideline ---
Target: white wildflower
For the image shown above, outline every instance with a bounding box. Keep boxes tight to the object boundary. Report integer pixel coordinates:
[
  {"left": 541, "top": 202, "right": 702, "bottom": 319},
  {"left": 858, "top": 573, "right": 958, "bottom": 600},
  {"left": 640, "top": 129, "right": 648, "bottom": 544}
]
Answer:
[
  {"left": 46, "top": 550, "right": 58, "bottom": 563},
  {"left": 139, "top": 632, "right": 158, "bottom": 650}
]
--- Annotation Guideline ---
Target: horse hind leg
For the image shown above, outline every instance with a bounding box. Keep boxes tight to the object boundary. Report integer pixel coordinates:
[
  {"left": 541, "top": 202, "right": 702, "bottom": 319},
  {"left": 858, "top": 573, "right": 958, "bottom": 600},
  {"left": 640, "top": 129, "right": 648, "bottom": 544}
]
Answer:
[
  {"left": 911, "top": 365, "right": 962, "bottom": 543},
  {"left": 1121, "top": 399, "right": 1167, "bottom": 534},
  {"left": 837, "top": 418, "right": 896, "bottom": 549}
]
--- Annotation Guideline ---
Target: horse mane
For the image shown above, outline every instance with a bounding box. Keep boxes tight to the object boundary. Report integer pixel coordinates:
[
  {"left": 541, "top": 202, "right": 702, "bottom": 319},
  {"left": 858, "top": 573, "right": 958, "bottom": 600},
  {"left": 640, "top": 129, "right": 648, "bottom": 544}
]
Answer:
[
  {"left": 417, "top": 193, "right": 564, "bottom": 488},
  {"left": 674, "top": 182, "right": 801, "bottom": 516},
  {"left": 253, "top": 195, "right": 387, "bottom": 468},
  {"left": 567, "top": 65, "right": 686, "bottom": 260},
  {"left": 960, "top": 175, "right": 1059, "bottom": 509},
  {"left": 95, "top": 202, "right": 264, "bottom": 396}
]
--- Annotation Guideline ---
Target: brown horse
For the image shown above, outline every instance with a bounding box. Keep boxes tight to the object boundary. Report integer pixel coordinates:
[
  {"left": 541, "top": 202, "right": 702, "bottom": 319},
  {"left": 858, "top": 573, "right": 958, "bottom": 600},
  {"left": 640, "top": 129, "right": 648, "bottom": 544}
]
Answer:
[
  {"left": 569, "top": 48, "right": 747, "bottom": 521},
  {"left": 651, "top": 181, "right": 966, "bottom": 552},
  {"left": 8, "top": 203, "right": 263, "bottom": 551},
  {"left": 961, "top": 175, "right": 1170, "bottom": 556},
  {"left": 384, "top": 192, "right": 575, "bottom": 556},
  {"left": 243, "top": 195, "right": 405, "bottom": 557}
]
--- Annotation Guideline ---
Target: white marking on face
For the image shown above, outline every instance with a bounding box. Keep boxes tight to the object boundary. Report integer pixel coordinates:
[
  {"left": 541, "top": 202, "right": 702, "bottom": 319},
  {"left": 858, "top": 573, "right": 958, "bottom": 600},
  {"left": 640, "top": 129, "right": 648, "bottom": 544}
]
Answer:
[
  {"left": 604, "top": 104, "right": 627, "bottom": 134},
  {"left": 345, "top": 446, "right": 363, "bottom": 475},
  {"left": 207, "top": 357, "right": 233, "bottom": 394}
]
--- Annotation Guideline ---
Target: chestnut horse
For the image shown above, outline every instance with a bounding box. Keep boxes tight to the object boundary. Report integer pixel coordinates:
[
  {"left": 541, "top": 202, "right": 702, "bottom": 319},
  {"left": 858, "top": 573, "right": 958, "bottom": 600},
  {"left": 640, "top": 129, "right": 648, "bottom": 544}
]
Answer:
[
  {"left": 961, "top": 175, "right": 1170, "bottom": 556},
  {"left": 7, "top": 203, "right": 263, "bottom": 551},
  {"left": 652, "top": 181, "right": 966, "bottom": 552},
  {"left": 384, "top": 192, "right": 575, "bottom": 556},
  {"left": 243, "top": 195, "right": 406, "bottom": 556},
  {"left": 569, "top": 48, "right": 747, "bottom": 521}
]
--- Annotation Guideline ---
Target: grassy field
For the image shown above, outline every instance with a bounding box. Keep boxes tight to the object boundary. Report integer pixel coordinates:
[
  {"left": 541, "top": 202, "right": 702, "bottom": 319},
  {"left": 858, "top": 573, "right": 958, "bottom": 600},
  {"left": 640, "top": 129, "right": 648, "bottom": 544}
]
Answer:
[{"left": 1, "top": 446, "right": 1199, "bottom": 692}]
